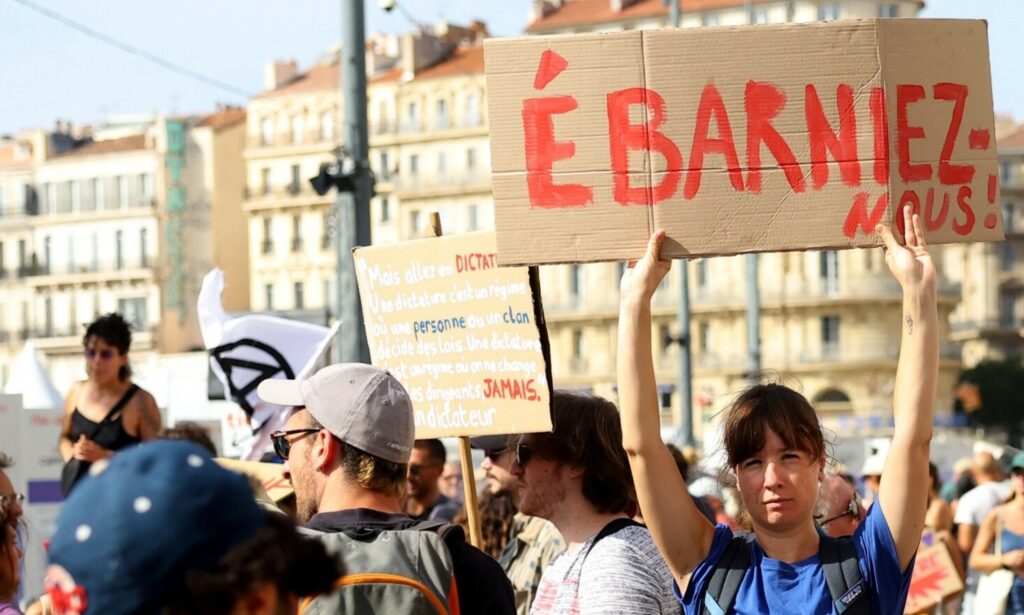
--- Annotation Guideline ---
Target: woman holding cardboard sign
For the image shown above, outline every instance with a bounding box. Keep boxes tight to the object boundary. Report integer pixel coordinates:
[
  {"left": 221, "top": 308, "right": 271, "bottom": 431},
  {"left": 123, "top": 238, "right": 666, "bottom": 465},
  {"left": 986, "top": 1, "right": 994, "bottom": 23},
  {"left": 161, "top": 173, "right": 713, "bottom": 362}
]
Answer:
[{"left": 617, "top": 205, "right": 937, "bottom": 614}]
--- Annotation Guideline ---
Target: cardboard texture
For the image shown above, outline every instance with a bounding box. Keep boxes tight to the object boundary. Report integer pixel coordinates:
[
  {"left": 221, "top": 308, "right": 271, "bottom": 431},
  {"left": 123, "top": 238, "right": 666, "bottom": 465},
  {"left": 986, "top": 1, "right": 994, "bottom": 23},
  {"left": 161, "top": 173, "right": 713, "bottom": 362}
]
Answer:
[
  {"left": 484, "top": 19, "right": 1002, "bottom": 265},
  {"left": 904, "top": 530, "right": 964, "bottom": 613},
  {"left": 354, "top": 231, "right": 552, "bottom": 438}
]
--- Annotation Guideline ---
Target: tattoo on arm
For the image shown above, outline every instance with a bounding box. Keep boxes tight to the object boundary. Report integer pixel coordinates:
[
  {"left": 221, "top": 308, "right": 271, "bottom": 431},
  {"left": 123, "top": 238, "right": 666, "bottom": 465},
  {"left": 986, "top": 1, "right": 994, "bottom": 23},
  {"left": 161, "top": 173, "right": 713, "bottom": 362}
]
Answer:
[
  {"left": 905, "top": 314, "right": 914, "bottom": 336},
  {"left": 141, "top": 400, "right": 162, "bottom": 439}
]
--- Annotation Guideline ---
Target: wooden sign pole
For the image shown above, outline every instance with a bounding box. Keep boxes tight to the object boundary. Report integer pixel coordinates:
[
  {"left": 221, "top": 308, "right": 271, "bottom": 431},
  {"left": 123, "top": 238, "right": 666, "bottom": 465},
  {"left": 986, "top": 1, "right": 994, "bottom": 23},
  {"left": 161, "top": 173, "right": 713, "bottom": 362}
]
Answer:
[{"left": 425, "top": 211, "right": 484, "bottom": 549}]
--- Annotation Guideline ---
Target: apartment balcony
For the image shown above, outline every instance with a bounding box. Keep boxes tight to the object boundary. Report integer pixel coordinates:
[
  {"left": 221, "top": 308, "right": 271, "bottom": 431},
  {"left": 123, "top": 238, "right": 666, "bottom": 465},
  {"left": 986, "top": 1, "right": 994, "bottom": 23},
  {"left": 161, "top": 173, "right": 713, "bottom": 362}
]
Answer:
[
  {"left": 26, "top": 259, "right": 154, "bottom": 287},
  {"left": 247, "top": 128, "right": 338, "bottom": 150},
  {"left": 30, "top": 324, "right": 156, "bottom": 353},
  {"left": 692, "top": 274, "right": 960, "bottom": 311},
  {"left": 949, "top": 316, "right": 1024, "bottom": 342},
  {"left": 38, "top": 195, "right": 156, "bottom": 217},
  {"left": 243, "top": 182, "right": 331, "bottom": 211},
  {"left": 373, "top": 115, "right": 488, "bottom": 146},
  {"left": 392, "top": 171, "right": 491, "bottom": 199},
  {"left": 694, "top": 341, "right": 961, "bottom": 375}
]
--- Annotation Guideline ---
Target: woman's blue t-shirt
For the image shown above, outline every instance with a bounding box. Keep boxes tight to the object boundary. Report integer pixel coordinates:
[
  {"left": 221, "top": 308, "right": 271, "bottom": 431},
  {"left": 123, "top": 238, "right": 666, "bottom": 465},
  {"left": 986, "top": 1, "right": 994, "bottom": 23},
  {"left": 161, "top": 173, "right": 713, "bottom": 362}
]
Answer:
[{"left": 676, "top": 502, "right": 914, "bottom": 614}]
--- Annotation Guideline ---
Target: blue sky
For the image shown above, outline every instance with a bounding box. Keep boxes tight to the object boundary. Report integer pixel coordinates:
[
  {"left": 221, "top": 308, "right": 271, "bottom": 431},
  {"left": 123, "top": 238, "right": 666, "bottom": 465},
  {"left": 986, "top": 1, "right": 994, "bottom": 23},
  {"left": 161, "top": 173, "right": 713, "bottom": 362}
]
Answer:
[{"left": 2, "top": 0, "right": 1020, "bottom": 135}]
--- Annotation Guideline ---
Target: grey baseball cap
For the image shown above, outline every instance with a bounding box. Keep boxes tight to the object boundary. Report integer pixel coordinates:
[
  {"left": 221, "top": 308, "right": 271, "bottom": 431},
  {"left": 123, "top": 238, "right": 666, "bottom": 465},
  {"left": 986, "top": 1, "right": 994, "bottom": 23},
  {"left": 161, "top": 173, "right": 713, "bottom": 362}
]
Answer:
[{"left": 257, "top": 363, "right": 414, "bottom": 464}]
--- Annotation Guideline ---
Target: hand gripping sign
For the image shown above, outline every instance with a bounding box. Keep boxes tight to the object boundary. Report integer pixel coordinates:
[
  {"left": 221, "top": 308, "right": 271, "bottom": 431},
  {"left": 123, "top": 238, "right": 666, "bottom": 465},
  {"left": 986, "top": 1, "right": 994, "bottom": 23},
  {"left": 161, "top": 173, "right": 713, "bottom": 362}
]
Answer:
[{"left": 484, "top": 19, "right": 1003, "bottom": 265}]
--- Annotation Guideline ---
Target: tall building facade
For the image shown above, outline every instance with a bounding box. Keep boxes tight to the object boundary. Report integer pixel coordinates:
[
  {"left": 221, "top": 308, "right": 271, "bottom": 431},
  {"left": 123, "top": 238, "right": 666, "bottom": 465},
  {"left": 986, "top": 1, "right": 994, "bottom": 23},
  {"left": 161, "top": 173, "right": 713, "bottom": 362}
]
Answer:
[{"left": 0, "top": 110, "right": 248, "bottom": 393}]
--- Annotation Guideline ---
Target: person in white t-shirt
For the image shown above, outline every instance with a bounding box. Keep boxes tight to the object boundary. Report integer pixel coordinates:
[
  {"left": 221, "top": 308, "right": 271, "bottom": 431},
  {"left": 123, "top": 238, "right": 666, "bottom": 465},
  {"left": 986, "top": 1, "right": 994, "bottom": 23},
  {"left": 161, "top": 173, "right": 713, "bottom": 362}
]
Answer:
[
  {"left": 954, "top": 450, "right": 1010, "bottom": 614},
  {"left": 510, "top": 391, "right": 677, "bottom": 615}
]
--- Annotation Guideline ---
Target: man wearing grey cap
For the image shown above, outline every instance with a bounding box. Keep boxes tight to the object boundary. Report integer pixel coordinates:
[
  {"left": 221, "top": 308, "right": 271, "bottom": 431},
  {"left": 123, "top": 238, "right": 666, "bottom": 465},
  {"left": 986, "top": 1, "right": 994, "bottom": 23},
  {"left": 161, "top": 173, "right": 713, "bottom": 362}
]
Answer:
[
  {"left": 471, "top": 434, "right": 565, "bottom": 615},
  {"left": 259, "top": 363, "right": 515, "bottom": 614}
]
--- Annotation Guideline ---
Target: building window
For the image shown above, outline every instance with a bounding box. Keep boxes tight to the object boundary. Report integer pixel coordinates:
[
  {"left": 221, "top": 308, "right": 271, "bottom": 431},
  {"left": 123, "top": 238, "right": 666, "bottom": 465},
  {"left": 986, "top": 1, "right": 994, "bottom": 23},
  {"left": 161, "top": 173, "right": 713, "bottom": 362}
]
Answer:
[
  {"left": 465, "top": 94, "right": 480, "bottom": 126},
  {"left": 821, "top": 315, "right": 840, "bottom": 358},
  {"left": 660, "top": 389, "right": 673, "bottom": 410},
  {"left": 323, "top": 279, "right": 331, "bottom": 310},
  {"left": 320, "top": 111, "right": 334, "bottom": 141},
  {"left": 140, "top": 228, "right": 148, "bottom": 267},
  {"left": 877, "top": 3, "right": 898, "bottom": 18},
  {"left": 139, "top": 174, "right": 153, "bottom": 205},
  {"left": 752, "top": 8, "right": 769, "bottom": 24},
  {"left": 115, "top": 230, "right": 124, "bottom": 269},
  {"left": 0, "top": 241, "right": 4, "bottom": 276},
  {"left": 321, "top": 212, "right": 331, "bottom": 250},
  {"left": 1001, "top": 243, "right": 1014, "bottom": 272},
  {"left": 658, "top": 324, "right": 671, "bottom": 355},
  {"left": 435, "top": 99, "right": 449, "bottom": 130},
  {"left": 572, "top": 328, "right": 584, "bottom": 357},
  {"left": 696, "top": 259, "right": 709, "bottom": 288},
  {"left": 290, "top": 164, "right": 301, "bottom": 195},
  {"left": 818, "top": 3, "right": 840, "bottom": 21},
  {"left": 405, "top": 101, "right": 419, "bottom": 132},
  {"left": 292, "top": 215, "right": 303, "bottom": 252},
  {"left": 466, "top": 148, "right": 476, "bottom": 172},
  {"left": 70, "top": 180, "right": 81, "bottom": 212},
  {"left": 262, "top": 217, "right": 273, "bottom": 254},
  {"left": 468, "top": 204, "right": 479, "bottom": 231},
  {"left": 264, "top": 284, "right": 274, "bottom": 311},
  {"left": 702, "top": 12, "right": 720, "bottom": 26},
  {"left": 118, "top": 175, "right": 130, "bottom": 208},
  {"left": 819, "top": 251, "right": 839, "bottom": 295},
  {"left": 294, "top": 282, "right": 304, "bottom": 310},
  {"left": 437, "top": 152, "right": 446, "bottom": 177},
  {"left": 410, "top": 210, "right": 421, "bottom": 236},
  {"left": 379, "top": 151, "right": 390, "bottom": 180},
  {"left": 700, "top": 322, "right": 712, "bottom": 353},
  {"left": 44, "top": 296, "right": 52, "bottom": 336},
  {"left": 381, "top": 196, "right": 390, "bottom": 223},
  {"left": 91, "top": 232, "right": 98, "bottom": 271},
  {"left": 91, "top": 178, "right": 103, "bottom": 211},
  {"left": 45, "top": 183, "right": 56, "bottom": 214},
  {"left": 118, "top": 298, "right": 147, "bottom": 330},
  {"left": 1003, "top": 202, "right": 1015, "bottom": 232},
  {"left": 67, "top": 235, "right": 74, "bottom": 272},
  {"left": 42, "top": 236, "right": 51, "bottom": 274},
  {"left": 409, "top": 154, "right": 419, "bottom": 177},
  {"left": 261, "top": 117, "right": 273, "bottom": 146},
  {"left": 291, "top": 115, "right": 304, "bottom": 144},
  {"left": 569, "top": 265, "right": 582, "bottom": 298},
  {"left": 261, "top": 168, "right": 271, "bottom": 195},
  {"left": 1001, "top": 160, "right": 1014, "bottom": 186}
]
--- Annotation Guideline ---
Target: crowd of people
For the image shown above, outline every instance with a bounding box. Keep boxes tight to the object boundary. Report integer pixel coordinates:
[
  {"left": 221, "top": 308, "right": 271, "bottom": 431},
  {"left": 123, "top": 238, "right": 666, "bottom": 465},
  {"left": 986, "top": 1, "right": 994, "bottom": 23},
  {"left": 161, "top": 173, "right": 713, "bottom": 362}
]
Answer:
[{"left": 0, "top": 211, "right": 1023, "bottom": 613}]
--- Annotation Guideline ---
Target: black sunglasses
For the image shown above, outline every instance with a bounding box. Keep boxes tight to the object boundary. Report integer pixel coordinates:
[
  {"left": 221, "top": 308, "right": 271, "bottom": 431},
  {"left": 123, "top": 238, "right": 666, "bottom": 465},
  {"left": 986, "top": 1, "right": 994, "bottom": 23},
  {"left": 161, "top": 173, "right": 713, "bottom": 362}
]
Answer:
[
  {"left": 817, "top": 494, "right": 862, "bottom": 527},
  {"left": 514, "top": 442, "right": 533, "bottom": 467},
  {"left": 270, "top": 428, "right": 320, "bottom": 460},
  {"left": 484, "top": 447, "right": 507, "bottom": 460}
]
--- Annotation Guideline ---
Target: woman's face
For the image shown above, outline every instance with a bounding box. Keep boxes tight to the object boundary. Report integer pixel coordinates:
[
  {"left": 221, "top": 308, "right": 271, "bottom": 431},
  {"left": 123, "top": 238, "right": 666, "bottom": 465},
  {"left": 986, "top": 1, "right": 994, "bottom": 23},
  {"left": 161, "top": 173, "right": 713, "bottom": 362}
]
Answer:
[
  {"left": 1012, "top": 468, "right": 1024, "bottom": 496},
  {"left": 733, "top": 427, "right": 824, "bottom": 534},
  {"left": 84, "top": 336, "right": 127, "bottom": 385},
  {"left": 0, "top": 524, "right": 21, "bottom": 601}
]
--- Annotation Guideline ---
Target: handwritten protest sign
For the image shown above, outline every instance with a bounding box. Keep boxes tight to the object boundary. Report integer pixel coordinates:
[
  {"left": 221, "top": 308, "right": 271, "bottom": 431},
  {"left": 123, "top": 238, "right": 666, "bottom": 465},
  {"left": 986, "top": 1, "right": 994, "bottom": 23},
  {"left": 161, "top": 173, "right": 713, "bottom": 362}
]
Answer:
[
  {"left": 484, "top": 19, "right": 1002, "bottom": 265},
  {"left": 353, "top": 231, "right": 552, "bottom": 438},
  {"left": 904, "top": 530, "right": 964, "bottom": 613}
]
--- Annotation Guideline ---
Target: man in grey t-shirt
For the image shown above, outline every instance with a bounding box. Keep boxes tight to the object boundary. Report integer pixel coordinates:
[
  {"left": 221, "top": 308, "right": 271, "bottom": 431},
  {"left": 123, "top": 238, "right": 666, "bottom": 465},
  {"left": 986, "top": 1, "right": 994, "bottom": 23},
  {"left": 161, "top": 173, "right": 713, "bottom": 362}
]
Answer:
[{"left": 510, "top": 391, "right": 677, "bottom": 614}]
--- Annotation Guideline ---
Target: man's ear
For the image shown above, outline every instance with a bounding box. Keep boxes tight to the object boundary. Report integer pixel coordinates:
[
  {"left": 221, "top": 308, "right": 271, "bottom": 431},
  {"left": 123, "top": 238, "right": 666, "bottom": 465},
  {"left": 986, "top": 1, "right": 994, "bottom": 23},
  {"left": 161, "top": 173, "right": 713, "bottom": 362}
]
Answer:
[
  {"left": 567, "top": 464, "right": 585, "bottom": 480},
  {"left": 311, "top": 430, "right": 337, "bottom": 471}
]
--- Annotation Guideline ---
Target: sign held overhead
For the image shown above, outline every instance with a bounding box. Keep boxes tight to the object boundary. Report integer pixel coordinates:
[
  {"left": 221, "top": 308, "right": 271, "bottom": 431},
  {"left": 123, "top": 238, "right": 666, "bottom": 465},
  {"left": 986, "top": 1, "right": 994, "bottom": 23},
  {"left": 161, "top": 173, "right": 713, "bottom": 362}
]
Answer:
[
  {"left": 484, "top": 19, "right": 1002, "bottom": 265},
  {"left": 354, "top": 231, "right": 552, "bottom": 439}
]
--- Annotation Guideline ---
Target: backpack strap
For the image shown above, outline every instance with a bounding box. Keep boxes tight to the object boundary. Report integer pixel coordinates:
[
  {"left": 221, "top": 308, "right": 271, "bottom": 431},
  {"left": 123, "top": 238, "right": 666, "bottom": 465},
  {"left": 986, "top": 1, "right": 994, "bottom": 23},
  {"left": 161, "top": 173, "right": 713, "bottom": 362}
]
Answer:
[
  {"left": 582, "top": 518, "right": 643, "bottom": 563},
  {"left": 702, "top": 533, "right": 754, "bottom": 615},
  {"left": 819, "top": 533, "right": 870, "bottom": 615}
]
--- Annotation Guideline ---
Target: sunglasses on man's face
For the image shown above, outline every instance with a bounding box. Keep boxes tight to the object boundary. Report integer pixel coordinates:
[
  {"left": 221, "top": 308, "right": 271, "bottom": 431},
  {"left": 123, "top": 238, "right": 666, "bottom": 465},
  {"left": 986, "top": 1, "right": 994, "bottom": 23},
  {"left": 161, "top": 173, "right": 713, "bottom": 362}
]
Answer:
[
  {"left": 407, "top": 463, "right": 442, "bottom": 478},
  {"left": 269, "top": 428, "right": 320, "bottom": 460},
  {"left": 817, "top": 494, "right": 862, "bottom": 527},
  {"left": 484, "top": 448, "right": 507, "bottom": 461},
  {"left": 84, "top": 348, "right": 116, "bottom": 360},
  {"left": 514, "top": 442, "right": 533, "bottom": 468}
]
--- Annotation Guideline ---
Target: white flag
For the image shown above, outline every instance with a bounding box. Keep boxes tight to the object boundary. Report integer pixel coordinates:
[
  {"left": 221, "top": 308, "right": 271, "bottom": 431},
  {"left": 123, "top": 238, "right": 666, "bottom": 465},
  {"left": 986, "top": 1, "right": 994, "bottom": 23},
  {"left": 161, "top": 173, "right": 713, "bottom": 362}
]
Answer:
[{"left": 197, "top": 269, "right": 340, "bottom": 460}]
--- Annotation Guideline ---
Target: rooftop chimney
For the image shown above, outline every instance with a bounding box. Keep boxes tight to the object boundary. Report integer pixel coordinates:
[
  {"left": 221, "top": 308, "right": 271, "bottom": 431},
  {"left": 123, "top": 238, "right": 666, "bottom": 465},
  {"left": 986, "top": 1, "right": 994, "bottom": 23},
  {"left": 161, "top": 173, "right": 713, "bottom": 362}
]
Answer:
[{"left": 264, "top": 60, "right": 298, "bottom": 91}]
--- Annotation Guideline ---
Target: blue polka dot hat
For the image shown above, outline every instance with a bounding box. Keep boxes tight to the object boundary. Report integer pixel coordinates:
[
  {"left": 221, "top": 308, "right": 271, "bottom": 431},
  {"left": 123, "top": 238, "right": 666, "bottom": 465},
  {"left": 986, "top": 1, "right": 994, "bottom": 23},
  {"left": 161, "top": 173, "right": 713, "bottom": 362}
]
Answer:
[{"left": 47, "top": 440, "right": 267, "bottom": 615}]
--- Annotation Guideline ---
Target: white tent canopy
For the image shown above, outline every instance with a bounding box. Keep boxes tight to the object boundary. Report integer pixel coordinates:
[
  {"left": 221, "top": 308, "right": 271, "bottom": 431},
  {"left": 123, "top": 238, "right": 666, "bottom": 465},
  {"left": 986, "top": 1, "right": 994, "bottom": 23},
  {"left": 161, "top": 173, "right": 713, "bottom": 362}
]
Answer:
[{"left": 4, "top": 341, "right": 63, "bottom": 410}]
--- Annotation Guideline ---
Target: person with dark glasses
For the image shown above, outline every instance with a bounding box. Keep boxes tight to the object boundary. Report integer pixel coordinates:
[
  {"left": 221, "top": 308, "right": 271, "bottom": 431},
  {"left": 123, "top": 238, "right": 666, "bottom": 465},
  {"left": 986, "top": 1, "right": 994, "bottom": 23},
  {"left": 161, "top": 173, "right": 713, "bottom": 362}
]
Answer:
[
  {"left": 816, "top": 474, "right": 865, "bottom": 538},
  {"left": 470, "top": 435, "right": 565, "bottom": 615},
  {"left": 59, "top": 313, "right": 161, "bottom": 496}
]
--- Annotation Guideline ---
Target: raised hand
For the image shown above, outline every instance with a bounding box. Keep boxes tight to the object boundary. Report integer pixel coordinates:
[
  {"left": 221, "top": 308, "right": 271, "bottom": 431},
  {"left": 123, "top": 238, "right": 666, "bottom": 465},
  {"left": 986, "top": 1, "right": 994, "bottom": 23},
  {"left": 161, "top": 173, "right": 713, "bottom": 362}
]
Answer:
[
  {"left": 620, "top": 230, "right": 672, "bottom": 304},
  {"left": 875, "top": 204, "right": 936, "bottom": 294},
  {"left": 73, "top": 435, "right": 110, "bottom": 462}
]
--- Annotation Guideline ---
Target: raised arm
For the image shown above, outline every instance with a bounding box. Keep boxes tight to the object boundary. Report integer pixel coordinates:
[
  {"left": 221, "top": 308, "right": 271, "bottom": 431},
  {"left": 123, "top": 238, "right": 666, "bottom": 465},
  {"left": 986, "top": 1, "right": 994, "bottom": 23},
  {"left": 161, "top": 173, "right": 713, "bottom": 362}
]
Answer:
[
  {"left": 617, "top": 230, "right": 715, "bottom": 586},
  {"left": 876, "top": 207, "right": 939, "bottom": 571}
]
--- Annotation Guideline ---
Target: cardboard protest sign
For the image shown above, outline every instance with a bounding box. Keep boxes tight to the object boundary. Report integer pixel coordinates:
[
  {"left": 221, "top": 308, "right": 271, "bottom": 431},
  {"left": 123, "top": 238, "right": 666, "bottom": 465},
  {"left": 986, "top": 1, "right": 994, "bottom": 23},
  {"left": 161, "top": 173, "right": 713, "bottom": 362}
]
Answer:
[
  {"left": 216, "top": 458, "right": 294, "bottom": 503},
  {"left": 354, "top": 231, "right": 552, "bottom": 438},
  {"left": 484, "top": 19, "right": 1002, "bottom": 265},
  {"left": 904, "top": 530, "right": 964, "bottom": 613}
]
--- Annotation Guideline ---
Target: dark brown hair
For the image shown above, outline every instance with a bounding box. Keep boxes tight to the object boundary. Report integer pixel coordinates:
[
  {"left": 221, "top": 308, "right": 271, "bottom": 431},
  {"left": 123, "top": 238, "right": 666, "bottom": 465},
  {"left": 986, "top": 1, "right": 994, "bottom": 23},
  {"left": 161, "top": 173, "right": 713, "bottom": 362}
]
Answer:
[
  {"left": 83, "top": 313, "right": 133, "bottom": 381},
  {"left": 722, "top": 384, "right": 826, "bottom": 468},
  {"left": 526, "top": 391, "right": 634, "bottom": 514},
  {"left": 455, "top": 490, "right": 516, "bottom": 560}
]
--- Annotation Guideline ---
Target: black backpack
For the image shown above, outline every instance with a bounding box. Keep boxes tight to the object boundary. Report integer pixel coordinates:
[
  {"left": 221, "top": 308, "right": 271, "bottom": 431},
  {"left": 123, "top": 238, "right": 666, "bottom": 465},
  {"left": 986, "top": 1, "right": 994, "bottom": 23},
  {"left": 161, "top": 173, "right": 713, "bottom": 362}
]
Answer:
[{"left": 701, "top": 532, "right": 871, "bottom": 615}]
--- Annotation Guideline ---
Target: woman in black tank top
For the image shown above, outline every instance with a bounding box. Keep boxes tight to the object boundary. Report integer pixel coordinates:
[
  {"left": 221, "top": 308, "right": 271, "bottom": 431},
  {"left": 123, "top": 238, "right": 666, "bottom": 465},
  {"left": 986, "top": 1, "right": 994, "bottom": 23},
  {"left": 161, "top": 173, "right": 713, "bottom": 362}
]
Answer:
[{"left": 59, "top": 314, "right": 161, "bottom": 492}]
